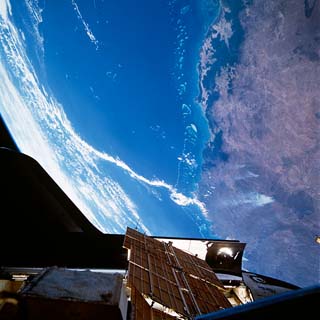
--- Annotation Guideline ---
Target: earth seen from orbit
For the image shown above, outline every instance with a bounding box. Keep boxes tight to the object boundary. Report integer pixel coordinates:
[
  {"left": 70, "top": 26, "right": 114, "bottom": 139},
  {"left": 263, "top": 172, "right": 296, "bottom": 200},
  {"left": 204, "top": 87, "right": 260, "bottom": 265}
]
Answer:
[{"left": 0, "top": 0, "right": 319, "bottom": 288}]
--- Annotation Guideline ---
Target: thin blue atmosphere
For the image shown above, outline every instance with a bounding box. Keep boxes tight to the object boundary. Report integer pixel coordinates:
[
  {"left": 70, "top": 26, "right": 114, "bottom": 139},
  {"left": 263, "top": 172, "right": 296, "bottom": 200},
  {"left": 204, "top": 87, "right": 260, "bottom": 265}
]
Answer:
[{"left": 1, "top": 0, "right": 219, "bottom": 238}]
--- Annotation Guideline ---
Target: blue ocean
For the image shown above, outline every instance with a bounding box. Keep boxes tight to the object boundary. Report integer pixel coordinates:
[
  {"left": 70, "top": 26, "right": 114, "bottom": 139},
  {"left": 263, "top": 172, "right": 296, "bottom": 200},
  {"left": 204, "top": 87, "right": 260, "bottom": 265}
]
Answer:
[{"left": 1, "top": 0, "right": 221, "bottom": 237}]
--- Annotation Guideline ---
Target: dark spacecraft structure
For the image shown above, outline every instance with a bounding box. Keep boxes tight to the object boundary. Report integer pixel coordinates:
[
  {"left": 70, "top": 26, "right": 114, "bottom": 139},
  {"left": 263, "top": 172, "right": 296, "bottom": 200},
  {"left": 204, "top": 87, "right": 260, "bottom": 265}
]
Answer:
[{"left": 0, "top": 114, "right": 318, "bottom": 319}]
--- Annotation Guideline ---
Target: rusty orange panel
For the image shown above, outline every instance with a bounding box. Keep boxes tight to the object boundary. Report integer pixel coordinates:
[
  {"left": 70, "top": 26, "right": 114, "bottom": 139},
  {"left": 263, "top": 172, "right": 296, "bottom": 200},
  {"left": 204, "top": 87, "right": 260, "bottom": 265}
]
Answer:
[
  {"left": 151, "top": 308, "right": 178, "bottom": 320},
  {"left": 172, "top": 246, "right": 225, "bottom": 290},
  {"left": 128, "top": 263, "right": 150, "bottom": 295},
  {"left": 130, "top": 247, "right": 149, "bottom": 269},
  {"left": 148, "top": 255, "right": 176, "bottom": 284},
  {"left": 124, "top": 235, "right": 144, "bottom": 251},
  {"left": 131, "top": 283, "right": 180, "bottom": 320},
  {"left": 186, "top": 274, "right": 231, "bottom": 314},
  {"left": 150, "top": 280, "right": 186, "bottom": 316},
  {"left": 125, "top": 228, "right": 168, "bottom": 255},
  {"left": 131, "top": 286, "right": 152, "bottom": 320},
  {"left": 124, "top": 227, "right": 231, "bottom": 318}
]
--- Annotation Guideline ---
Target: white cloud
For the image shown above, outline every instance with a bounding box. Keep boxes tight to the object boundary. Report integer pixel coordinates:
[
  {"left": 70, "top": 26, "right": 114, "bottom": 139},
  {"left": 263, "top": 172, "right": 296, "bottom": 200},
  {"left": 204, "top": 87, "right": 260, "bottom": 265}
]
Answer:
[
  {"left": 0, "top": 0, "right": 12, "bottom": 22},
  {"left": 223, "top": 192, "right": 274, "bottom": 208},
  {"left": 24, "top": 0, "right": 44, "bottom": 54},
  {"left": 190, "top": 123, "right": 197, "bottom": 133},
  {"left": 92, "top": 148, "right": 208, "bottom": 216},
  {"left": 71, "top": 0, "right": 99, "bottom": 50},
  {"left": 254, "top": 193, "right": 274, "bottom": 206}
]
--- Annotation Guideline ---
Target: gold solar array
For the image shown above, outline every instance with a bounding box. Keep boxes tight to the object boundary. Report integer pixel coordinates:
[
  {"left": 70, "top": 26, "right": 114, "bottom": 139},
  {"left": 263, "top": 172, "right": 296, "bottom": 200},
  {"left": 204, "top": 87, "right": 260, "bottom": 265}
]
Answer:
[
  {"left": 131, "top": 286, "right": 179, "bottom": 320},
  {"left": 130, "top": 286, "right": 151, "bottom": 320},
  {"left": 124, "top": 227, "right": 231, "bottom": 319}
]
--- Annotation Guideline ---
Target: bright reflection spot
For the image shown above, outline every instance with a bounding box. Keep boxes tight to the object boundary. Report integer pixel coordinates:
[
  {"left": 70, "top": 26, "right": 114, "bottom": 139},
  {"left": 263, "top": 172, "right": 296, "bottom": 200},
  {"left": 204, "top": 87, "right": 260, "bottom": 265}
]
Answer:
[{"left": 217, "top": 247, "right": 233, "bottom": 257}]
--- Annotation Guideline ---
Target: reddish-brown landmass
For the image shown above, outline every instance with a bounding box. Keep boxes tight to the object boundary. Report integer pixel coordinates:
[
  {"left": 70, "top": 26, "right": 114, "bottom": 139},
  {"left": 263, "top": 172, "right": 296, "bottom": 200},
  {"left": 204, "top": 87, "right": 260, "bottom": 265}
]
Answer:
[{"left": 198, "top": 0, "right": 320, "bottom": 287}]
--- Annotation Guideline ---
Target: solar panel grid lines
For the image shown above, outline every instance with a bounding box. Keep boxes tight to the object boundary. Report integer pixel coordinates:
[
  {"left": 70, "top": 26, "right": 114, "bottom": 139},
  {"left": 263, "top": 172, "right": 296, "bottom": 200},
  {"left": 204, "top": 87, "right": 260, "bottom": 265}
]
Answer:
[
  {"left": 124, "top": 227, "right": 232, "bottom": 318},
  {"left": 172, "top": 246, "right": 222, "bottom": 285},
  {"left": 151, "top": 308, "right": 180, "bottom": 320},
  {"left": 149, "top": 255, "right": 182, "bottom": 312},
  {"left": 128, "top": 262, "right": 150, "bottom": 295},
  {"left": 129, "top": 251, "right": 177, "bottom": 287},
  {"left": 131, "top": 286, "right": 152, "bottom": 320},
  {"left": 186, "top": 274, "right": 230, "bottom": 313},
  {"left": 131, "top": 285, "right": 184, "bottom": 320},
  {"left": 124, "top": 230, "right": 191, "bottom": 317},
  {"left": 128, "top": 259, "right": 188, "bottom": 316},
  {"left": 166, "top": 244, "right": 202, "bottom": 316}
]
